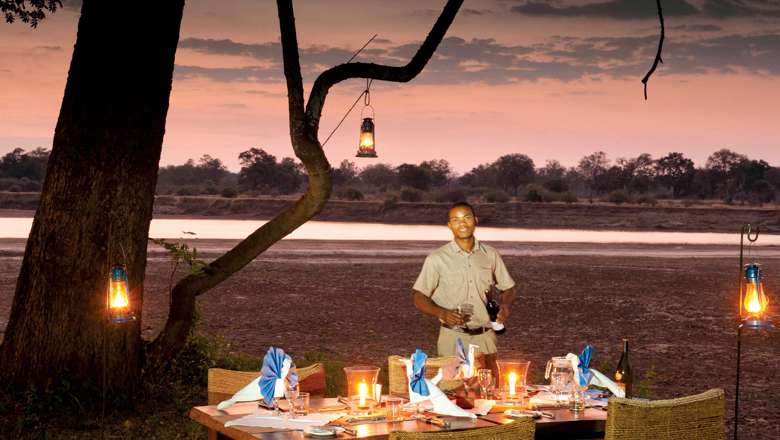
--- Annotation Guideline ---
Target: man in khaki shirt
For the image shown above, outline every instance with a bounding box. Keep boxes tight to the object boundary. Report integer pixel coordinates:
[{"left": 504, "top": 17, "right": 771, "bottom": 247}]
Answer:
[{"left": 413, "top": 202, "right": 516, "bottom": 371}]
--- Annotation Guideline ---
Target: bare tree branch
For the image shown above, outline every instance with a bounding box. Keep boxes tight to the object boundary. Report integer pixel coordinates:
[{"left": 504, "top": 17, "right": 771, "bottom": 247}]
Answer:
[
  {"left": 147, "top": 0, "right": 463, "bottom": 364},
  {"left": 641, "top": 0, "right": 664, "bottom": 100}
]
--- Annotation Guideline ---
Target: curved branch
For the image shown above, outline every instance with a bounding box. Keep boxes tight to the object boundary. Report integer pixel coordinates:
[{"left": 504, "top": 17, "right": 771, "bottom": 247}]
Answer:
[
  {"left": 641, "top": 0, "right": 664, "bottom": 100},
  {"left": 147, "top": 0, "right": 462, "bottom": 366},
  {"left": 305, "top": 0, "right": 464, "bottom": 131}
]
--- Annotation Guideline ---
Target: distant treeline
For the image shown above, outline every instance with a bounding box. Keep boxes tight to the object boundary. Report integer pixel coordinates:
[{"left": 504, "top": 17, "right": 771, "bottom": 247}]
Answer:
[{"left": 2, "top": 147, "right": 779, "bottom": 205}]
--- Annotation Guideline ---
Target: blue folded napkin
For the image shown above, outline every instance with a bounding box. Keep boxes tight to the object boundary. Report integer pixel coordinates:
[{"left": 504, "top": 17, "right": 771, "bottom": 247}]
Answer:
[
  {"left": 410, "top": 349, "right": 430, "bottom": 397},
  {"left": 259, "top": 347, "right": 297, "bottom": 405},
  {"left": 456, "top": 338, "right": 467, "bottom": 367},
  {"left": 577, "top": 345, "right": 593, "bottom": 386}
]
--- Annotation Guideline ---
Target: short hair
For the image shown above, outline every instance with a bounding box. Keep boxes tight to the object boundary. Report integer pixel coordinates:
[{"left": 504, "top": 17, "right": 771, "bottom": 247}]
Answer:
[{"left": 448, "top": 201, "right": 475, "bottom": 217}]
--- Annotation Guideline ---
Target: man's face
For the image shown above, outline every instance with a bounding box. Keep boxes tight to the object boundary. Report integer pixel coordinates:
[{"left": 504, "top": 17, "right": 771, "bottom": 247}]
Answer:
[{"left": 447, "top": 206, "right": 477, "bottom": 239}]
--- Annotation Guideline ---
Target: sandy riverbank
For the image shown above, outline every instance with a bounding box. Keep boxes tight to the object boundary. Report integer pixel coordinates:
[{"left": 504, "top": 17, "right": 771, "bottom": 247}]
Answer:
[{"left": 0, "top": 239, "right": 778, "bottom": 438}]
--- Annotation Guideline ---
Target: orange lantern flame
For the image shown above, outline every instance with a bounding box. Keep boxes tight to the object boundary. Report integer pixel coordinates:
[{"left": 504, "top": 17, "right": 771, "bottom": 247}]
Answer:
[
  {"left": 743, "top": 281, "right": 768, "bottom": 316},
  {"left": 108, "top": 265, "right": 135, "bottom": 323},
  {"left": 110, "top": 280, "right": 129, "bottom": 309}
]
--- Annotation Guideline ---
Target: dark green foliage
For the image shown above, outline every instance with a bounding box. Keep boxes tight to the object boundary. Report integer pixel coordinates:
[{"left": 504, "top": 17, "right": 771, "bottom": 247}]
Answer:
[
  {"left": 432, "top": 188, "right": 466, "bottom": 203},
  {"left": 396, "top": 164, "right": 432, "bottom": 191},
  {"left": 220, "top": 187, "right": 238, "bottom": 198},
  {"left": 336, "top": 187, "right": 364, "bottom": 201},
  {"left": 238, "top": 148, "right": 303, "bottom": 195},
  {"left": 524, "top": 185, "right": 544, "bottom": 203},
  {"left": 484, "top": 189, "right": 510, "bottom": 203},
  {"left": 0, "top": 147, "right": 49, "bottom": 181}
]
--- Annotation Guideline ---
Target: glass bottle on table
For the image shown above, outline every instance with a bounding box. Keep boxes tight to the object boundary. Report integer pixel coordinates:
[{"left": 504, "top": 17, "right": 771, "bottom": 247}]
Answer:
[{"left": 614, "top": 338, "right": 633, "bottom": 398}]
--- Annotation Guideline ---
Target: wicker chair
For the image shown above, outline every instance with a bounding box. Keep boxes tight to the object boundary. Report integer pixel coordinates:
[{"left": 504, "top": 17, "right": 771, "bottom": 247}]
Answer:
[
  {"left": 604, "top": 388, "right": 726, "bottom": 440},
  {"left": 389, "top": 418, "right": 535, "bottom": 440},
  {"left": 207, "top": 362, "right": 326, "bottom": 405},
  {"left": 388, "top": 355, "right": 481, "bottom": 397}
]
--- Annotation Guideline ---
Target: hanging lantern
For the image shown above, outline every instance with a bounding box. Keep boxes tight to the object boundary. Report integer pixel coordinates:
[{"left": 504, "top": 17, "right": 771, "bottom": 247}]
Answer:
[
  {"left": 108, "top": 265, "right": 135, "bottom": 324},
  {"left": 356, "top": 88, "right": 377, "bottom": 158},
  {"left": 740, "top": 263, "right": 771, "bottom": 329}
]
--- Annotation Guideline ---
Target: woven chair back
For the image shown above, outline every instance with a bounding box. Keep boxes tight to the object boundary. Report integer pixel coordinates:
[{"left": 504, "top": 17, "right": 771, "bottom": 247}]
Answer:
[
  {"left": 604, "top": 388, "right": 726, "bottom": 440},
  {"left": 387, "top": 354, "right": 484, "bottom": 397},
  {"left": 207, "top": 363, "right": 326, "bottom": 405},
  {"left": 389, "top": 417, "right": 535, "bottom": 440}
]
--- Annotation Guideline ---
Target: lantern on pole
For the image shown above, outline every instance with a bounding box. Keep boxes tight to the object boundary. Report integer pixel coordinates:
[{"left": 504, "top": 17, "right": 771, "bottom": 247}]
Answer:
[
  {"left": 356, "top": 86, "right": 377, "bottom": 158},
  {"left": 733, "top": 224, "right": 773, "bottom": 440},
  {"left": 108, "top": 264, "right": 135, "bottom": 324}
]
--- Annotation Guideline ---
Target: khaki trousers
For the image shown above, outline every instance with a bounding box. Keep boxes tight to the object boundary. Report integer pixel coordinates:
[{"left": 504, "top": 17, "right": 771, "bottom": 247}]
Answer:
[{"left": 437, "top": 325, "right": 498, "bottom": 357}]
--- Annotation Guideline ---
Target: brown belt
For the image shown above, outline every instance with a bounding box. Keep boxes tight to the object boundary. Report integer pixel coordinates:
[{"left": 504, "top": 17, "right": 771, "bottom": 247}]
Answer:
[{"left": 441, "top": 324, "right": 491, "bottom": 335}]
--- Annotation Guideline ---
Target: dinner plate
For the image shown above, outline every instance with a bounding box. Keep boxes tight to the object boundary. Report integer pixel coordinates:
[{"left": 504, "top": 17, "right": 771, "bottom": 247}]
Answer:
[{"left": 305, "top": 426, "right": 342, "bottom": 437}]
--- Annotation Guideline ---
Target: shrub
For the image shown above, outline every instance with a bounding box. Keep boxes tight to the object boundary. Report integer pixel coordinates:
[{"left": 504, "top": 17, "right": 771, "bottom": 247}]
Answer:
[
  {"left": 524, "top": 185, "right": 544, "bottom": 203},
  {"left": 607, "top": 190, "right": 631, "bottom": 204},
  {"left": 381, "top": 195, "right": 398, "bottom": 212},
  {"left": 484, "top": 190, "right": 510, "bottom": 203},
  {"left": 220, "top": 187, "right": 238, "bottom": 198},
  {"left": 176, "top": 186, "right": 199, "bottom": 196},
  {"left": 399, "top": 187, "right": 424, "bottom": 202},
  {"left": 337, "top": 187, "right": 364, "bottom": 201},
  {"left": 636, "top": 194, "right": 657, "bottom": 206},
  {"left": 432, "top": 188, "right": 466, "bottom": 203},
  {"left": 562, "top": 191, "right": 578, "bottom": 204}
]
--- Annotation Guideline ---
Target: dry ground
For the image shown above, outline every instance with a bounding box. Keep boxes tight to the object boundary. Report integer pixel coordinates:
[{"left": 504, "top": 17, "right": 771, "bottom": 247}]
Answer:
[{"left": 1, "top": 239, "right": 779, "bottom": 439}]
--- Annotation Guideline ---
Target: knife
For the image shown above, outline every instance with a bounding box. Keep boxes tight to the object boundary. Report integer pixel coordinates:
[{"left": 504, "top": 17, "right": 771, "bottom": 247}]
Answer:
[{"left": 424, "top": 416, "right": 451, "bottom": 428}]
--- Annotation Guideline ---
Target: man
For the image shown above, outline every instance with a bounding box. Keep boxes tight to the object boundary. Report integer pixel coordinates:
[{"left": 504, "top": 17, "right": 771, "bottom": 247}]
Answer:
[{"left": 412, "top": 201, "right": 516, "bottom": 371}]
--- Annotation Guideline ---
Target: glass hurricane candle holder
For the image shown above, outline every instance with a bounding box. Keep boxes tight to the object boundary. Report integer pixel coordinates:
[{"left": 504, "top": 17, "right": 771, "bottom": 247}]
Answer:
[
  {"left": 343, "top": 365, "right": 381, "bottom": 415},
  {"left": 497, "top": 360, "right": 530, "bottom": 405}
]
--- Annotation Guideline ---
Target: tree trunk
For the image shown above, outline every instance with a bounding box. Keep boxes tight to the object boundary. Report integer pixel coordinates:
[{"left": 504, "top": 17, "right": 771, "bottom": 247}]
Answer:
[{"left": 0, "top": 0, "right": 184, "bottom": 395}]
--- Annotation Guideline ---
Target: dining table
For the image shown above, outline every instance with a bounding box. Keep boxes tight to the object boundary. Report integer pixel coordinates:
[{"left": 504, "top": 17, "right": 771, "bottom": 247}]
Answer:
[{"left": 190, "top": 395, "right": 607, "bottom": 440}]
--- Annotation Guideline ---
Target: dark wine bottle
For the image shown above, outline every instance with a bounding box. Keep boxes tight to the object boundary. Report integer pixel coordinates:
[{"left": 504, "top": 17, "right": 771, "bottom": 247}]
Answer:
[
  {"left": 614, "top": 339, "right": 633, "bottom": 398},
  {"left": 485, "top": 288, "right": 506, "bottom": 335}
]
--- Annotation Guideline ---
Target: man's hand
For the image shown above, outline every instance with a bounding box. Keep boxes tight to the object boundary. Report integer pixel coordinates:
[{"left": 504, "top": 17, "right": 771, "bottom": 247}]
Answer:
[
  {"left": 496, "top": 305, "right": 510, "bottom": 324},
  {"left": 438, "top": 309, "right": 466, "bottom": 326}
]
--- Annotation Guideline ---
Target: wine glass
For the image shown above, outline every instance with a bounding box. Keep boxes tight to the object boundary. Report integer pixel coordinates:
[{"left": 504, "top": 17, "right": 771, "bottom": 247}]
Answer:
[
  {"left": 457, "top": 303, "right": 474, "bottom": 329},
  {"left": 477, "top": 368, "right": 493, "bottom": 399},
  {"left": 284, "top": 383, "right": 300, "bottom": 419}
]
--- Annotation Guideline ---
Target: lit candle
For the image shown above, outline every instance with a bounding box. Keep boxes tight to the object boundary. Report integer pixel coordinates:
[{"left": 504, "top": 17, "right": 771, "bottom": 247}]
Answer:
[
  {"left": 358, "top": 381, "right": 368, "bottom": 407},
  {"left": 508, "top": 372, "right": 517, "bottom": 397}
]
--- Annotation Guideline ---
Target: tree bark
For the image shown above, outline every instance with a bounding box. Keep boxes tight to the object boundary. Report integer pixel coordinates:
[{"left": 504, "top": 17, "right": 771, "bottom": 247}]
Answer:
[
  {"left": 147, "top": 0, "right": 464, "bottom": 364},
  {"left": 0, "top": 0, "right": 184, "bottom": 394}
]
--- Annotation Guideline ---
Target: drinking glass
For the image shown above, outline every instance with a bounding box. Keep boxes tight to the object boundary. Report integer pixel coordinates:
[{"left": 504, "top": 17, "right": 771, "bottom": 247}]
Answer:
[
  {"left": 477, "top": 368, "right": 493, "bottom": 399},
  {"left": 384, "top": 396, "right": 404, "bottom": 421},
  {"left": 457, "top": 303, "right": 474, "bottom": 329},
  {"left": 294, "top": 392, "right": 310, "bottom": 416},
  {"left": 284, "top": 384, "right": 300, "bottom": 419}
]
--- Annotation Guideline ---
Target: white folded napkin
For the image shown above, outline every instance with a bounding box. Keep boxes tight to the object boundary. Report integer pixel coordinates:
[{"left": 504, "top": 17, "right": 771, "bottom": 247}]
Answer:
[
  {"left": 468, "top": 399, "right": 495, "bottom": 416},
  {"left": 225, "top": 409, "right": 342, "bottom": 429},
  {"left": 402, "top": 353, "right": 476, "bottom": 419}
]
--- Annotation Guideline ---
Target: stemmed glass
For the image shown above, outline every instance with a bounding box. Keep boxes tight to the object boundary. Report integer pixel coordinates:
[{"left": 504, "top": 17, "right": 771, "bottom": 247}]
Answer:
[
  {"left": 284, "top": 383, "right": 300, "bottom": 419},
  {"left": 477, "top": 368, "right": 493, "bottom": 399},
  {"left": 457, "top": 303, "right": 474, "bottom": 330}
]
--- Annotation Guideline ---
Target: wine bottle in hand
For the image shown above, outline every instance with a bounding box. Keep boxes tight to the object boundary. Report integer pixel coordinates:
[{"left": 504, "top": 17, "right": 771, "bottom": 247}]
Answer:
[{"left": 485, "top": 287, "right": 506, "bottom": 335}]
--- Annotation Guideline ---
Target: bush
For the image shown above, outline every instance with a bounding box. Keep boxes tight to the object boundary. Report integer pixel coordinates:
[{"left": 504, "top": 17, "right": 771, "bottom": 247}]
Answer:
[
  {"left": 524, "top": 185, "right": 544, "bottom": 203},
  {"left": 336, "top": 187, "right": 364, "bottom": 201},
  {"left": 562, "top": 191, "right": 578, "bottom": 204},
  {"left": 607, "top": 190, "right": 631, "bottom": 204},
  {"left": 176, "top": 186, "right": 199, "bottom": 196},
  {"left": 399, "top": 187, "right": 424, "bottom": 202},
  {"left": 636, "top": 194, "right": 657, "bottom": 206},
  {"left": 432, "top": 188, "right": 466, "bottom": 203},
  {"left": 220, "top": 187, "right": 238, "bottom": 198},
  {"left": 484, "top": 190, "right": 510, "bottom": 203},
  {"left": 380, "top": 195, "right": 398, "bottom": 212}
]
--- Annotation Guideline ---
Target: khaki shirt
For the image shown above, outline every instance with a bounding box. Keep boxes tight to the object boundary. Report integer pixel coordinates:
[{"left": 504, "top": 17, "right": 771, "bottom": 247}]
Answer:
[{"left": 413, "top": 239, "right": 515, "bottom": 328}]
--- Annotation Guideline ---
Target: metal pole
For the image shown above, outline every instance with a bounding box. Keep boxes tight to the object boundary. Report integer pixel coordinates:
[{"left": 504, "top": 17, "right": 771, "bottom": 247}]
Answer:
[{"left": 733, "top": 323, "right": 742, "bottom": 440}]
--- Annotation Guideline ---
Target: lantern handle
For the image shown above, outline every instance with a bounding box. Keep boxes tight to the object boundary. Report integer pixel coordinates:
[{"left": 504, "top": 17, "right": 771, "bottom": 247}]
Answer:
[
  {"left": 745, "top": 224, "right": 759, "bottom": 243},
  {"left": 361, "top": 104, "right": 375, "bottom": 120}
]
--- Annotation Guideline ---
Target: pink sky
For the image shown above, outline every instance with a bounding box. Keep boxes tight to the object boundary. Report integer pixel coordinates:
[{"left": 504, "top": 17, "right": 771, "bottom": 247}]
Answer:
[{"left": 1, "top": 0, "right": 779, "bottom": 173}]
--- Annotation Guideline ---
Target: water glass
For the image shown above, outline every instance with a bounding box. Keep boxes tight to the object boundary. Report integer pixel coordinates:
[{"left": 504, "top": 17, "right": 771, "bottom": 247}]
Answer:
[
  {"left": 384, "top": 396, "right": 404, "bottom": 421},
  {"left": 570, "top": 386, "right": 586, "bottom": 413},
  {"left": 477, "top": 368, "right": 493, "bottom": 399},
  {"left": 294, "top": 392, "right": 310, "bottom": 416},
  {"left": 284, "top": 385, "right": 300, "bottom": 419},
  {"left": 457, "top": 303, "right": 474, "bottom": 328}
]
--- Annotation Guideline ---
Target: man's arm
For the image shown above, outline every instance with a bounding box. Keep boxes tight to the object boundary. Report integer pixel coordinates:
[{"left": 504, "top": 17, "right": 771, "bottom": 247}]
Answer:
[
  {"left": 496, "top": 286, "right": 516, "bottom": 324},
  {"left": 413, "top": 290, "right": 465, "bottom": 326}
]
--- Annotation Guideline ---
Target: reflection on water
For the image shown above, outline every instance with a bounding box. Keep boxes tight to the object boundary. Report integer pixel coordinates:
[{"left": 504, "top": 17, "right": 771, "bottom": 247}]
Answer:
[{"left": 1, "top": 217, "right": 779, "bottom": 245}]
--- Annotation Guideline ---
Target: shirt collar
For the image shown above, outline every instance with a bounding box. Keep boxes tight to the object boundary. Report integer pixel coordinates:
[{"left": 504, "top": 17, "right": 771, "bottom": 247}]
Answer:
[{"left": 450, "top": 238, "right": 483, "bottom": 255}]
